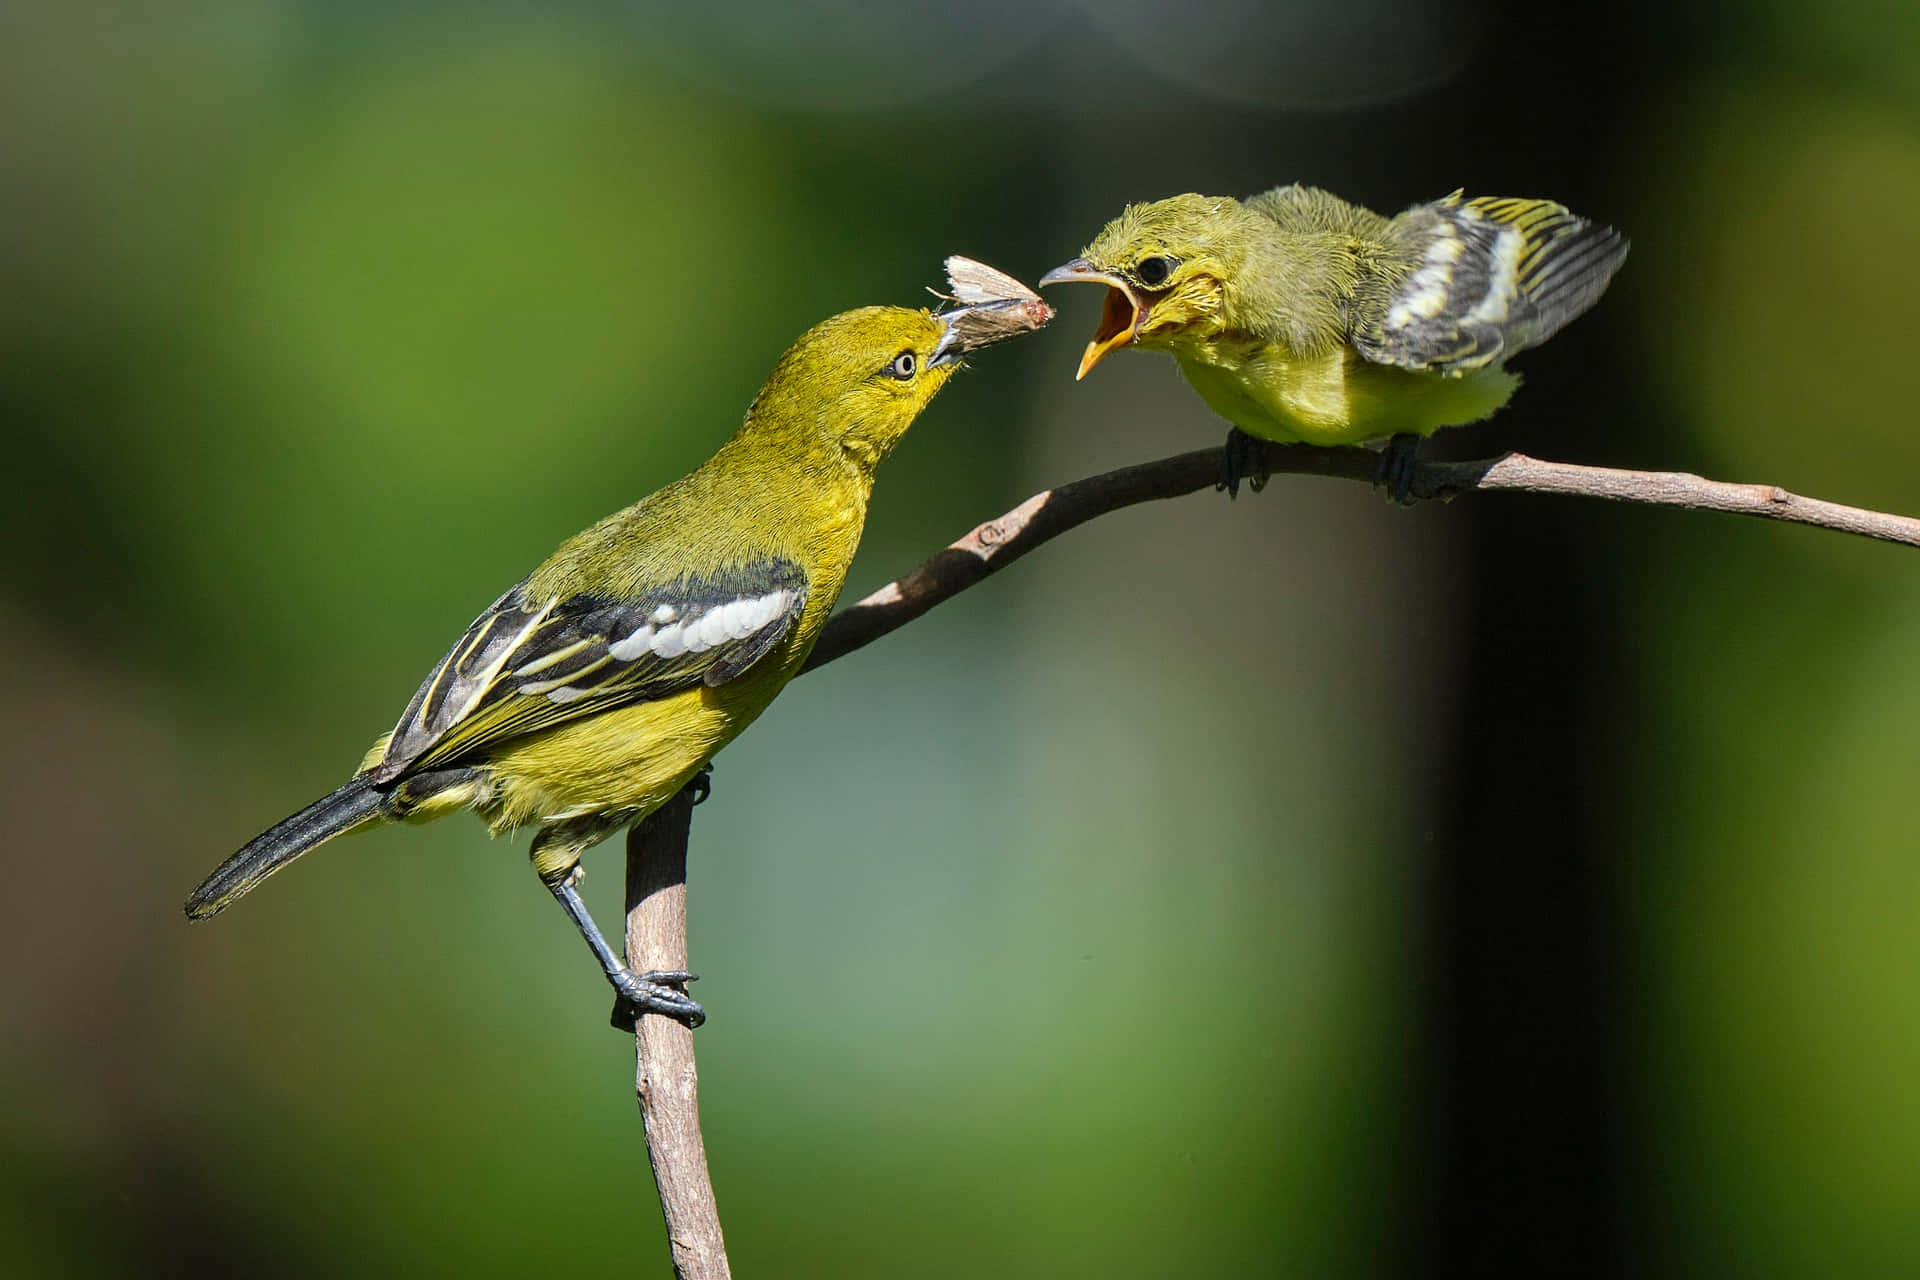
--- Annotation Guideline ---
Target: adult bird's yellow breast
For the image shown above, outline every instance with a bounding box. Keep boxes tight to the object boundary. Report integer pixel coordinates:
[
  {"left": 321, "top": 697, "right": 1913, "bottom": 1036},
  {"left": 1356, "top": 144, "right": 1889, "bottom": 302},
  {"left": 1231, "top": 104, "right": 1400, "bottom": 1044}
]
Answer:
[{"left": 484, "top": 678, "right": 768, "bottom": 853}]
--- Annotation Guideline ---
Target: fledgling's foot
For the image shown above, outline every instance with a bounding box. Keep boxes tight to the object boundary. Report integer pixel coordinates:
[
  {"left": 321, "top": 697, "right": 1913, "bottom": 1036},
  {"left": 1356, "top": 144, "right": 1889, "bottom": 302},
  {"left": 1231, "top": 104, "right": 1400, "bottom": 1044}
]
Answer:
[
  {"left": 1373, "top": 433, "right": 1422, "bottom": 506},
  {"left": 686, "top": 764, "right": 713, "bottom": 807},
  {"left": 1217, "top": 428, "right": 1269, "bottom": 499},
  {"left": 609, "top": 968, "right": 704, "bottom": 1031}
]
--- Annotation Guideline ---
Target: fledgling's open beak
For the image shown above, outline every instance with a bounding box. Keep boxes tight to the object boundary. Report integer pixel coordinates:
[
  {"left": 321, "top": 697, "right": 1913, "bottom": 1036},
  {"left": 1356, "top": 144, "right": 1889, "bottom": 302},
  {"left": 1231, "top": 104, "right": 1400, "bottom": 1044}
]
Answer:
[{"left": 1037, "top": 258, "right": 1143, "bottom": 380}]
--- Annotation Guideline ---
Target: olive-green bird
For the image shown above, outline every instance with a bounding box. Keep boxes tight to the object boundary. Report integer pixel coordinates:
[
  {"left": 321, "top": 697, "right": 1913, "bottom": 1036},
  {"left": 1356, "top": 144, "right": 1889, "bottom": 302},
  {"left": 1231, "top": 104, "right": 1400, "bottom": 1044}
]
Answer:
[
  {"left": 1040, "top": 184, "right": 1628, "bottom": 496},
  {"left": 186, "top": 301, "right": 1031, "bottom": 1027}
]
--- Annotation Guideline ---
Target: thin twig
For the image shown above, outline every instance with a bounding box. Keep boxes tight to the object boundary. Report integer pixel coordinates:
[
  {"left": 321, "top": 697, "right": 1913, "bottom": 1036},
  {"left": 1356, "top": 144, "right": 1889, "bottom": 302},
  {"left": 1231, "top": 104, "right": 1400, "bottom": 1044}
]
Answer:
[
  {"left": 805, "top": 442, "right": 1920, "bottom": 671},
  {"left": 803, "top": 446, "right": 1224, "bottom": 671},
  {"left": 623, "top": 789, "right": 730, "bottom": 1280},
  {"left": 628, "top": 438, "right": 1919, "bottom": 1277},
  {"left": 1422, "top": 452, "right": 1920, "bottom": 545}
]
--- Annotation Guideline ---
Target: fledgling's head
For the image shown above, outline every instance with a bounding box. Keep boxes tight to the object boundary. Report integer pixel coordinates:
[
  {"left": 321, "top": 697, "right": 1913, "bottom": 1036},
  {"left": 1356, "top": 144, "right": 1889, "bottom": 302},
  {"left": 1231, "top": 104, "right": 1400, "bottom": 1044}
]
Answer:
[
  {"left": 1040, "top": 194, "right": 1254, "bottom": 378},
  {"left": 741, "top": 306, "right": 964, "bottom": 474}
]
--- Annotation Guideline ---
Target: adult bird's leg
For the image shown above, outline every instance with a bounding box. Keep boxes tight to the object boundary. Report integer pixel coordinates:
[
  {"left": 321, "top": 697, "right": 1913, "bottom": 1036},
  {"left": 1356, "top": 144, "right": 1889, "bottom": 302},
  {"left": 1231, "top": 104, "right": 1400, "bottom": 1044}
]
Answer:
[
  {"left": 546, "top": 871, "right": 705, "bottom": 1029},
  {"left": 606, "top": 765, "right": 715, "bottom": 1031},
  {"left": 1373, "top": 433, "right": 1422, "bottom": 505},
  {"left": 534, "top": 820, "right": 705, "bottom": 1030},
  {"left": 1217, "top": 428, "right": 1270, "bottom": 498}
]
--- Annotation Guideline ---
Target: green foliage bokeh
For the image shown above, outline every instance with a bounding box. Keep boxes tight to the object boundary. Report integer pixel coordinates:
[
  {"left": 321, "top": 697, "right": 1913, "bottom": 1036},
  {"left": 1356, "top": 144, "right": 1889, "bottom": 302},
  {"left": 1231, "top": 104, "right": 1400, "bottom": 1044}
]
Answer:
[{"left": 4, "top": 2, "right": 1918, "bottom": 1275}]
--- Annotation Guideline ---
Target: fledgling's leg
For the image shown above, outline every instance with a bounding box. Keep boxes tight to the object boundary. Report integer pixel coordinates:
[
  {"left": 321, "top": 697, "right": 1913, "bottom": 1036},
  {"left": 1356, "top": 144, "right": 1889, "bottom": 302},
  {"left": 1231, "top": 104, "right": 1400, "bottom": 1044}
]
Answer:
[
  {"left": 1217, "top": 428, "right": 1269, "bottom": 499},
  {"left": 1373, "top": 433, "right": 1422, "bottom": 506},
  {"left": 531, "top": 825, "right": 705, "bottom": 1030}
]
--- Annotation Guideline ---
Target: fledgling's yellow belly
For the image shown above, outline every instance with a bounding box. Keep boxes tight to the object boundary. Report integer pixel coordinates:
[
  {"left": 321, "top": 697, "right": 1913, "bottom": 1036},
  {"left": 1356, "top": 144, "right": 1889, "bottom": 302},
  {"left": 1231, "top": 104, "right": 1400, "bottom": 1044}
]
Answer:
[{"left": 1174, "top": 343, "right": 1519, "bottom": 446}]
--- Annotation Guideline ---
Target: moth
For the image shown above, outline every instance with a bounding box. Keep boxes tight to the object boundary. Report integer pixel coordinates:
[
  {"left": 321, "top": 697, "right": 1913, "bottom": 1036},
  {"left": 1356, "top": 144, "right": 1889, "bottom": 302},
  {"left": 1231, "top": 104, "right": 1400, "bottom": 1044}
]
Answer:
[{"left": 930, "top": 255, "right": 1053, "bottom": 361}]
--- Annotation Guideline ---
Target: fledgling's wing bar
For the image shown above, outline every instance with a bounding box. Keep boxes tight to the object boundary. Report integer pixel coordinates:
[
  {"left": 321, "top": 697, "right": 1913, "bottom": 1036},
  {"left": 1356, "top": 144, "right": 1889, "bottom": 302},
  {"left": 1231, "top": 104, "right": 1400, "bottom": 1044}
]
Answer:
[{"left": 1358, "top": 194, "right": 1628, "bottom": 375}]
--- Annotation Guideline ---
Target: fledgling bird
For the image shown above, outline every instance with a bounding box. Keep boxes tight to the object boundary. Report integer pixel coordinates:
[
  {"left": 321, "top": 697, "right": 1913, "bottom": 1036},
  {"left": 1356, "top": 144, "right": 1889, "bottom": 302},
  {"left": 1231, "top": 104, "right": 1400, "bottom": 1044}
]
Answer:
[
  {"left": 1040, "top": 185, "right": 1628, "bottom": 498},
  {"left": 185, "top": 299, "right": 1038, "bottom": 1027}
]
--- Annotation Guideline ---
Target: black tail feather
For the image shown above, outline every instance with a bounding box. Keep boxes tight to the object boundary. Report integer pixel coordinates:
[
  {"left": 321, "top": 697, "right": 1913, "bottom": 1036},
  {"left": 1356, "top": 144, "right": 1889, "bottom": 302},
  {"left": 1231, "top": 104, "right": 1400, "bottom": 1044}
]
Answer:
[{"left": 185, "top": 777, "right": 384, "bottom": 920}]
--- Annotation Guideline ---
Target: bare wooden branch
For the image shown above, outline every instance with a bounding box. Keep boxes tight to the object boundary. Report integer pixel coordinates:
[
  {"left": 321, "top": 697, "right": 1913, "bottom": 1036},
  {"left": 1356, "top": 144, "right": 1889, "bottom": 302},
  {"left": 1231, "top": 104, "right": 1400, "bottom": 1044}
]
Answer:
[
  {"left": 1419, "top": 452, "right": 1920, "bottom": 545},
  {"left": 627, "top": 436, "right": 1920, "bottom": 1278},
  {"left": 623, "top": 789, "right": 730, "bottom": 1280},
  {"left": 803, "top": 447, "right": 1226, "bottom": 671},
  {"left": 804, "top": 442, "right": 1920, "bottom": 671}
]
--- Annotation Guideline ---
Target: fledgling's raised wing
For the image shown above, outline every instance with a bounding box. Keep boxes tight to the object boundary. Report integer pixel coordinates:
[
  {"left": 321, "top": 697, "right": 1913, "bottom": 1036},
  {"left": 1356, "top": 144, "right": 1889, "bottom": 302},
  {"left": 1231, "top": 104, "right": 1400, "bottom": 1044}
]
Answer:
[
  {"left": 369, "top": 558, "right": 808, "bottom": 781},
  {"left": 1356, "top": 193, "right": 1628, "bottom": 375}
]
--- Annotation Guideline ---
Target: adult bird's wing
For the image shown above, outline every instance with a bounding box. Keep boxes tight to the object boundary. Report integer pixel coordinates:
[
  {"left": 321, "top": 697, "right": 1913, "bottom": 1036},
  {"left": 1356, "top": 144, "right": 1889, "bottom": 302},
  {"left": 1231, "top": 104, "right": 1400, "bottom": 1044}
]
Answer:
[
  {"left": 368, "top": 558, "right": 809, "bottom": 782},
  {"left": 1354, "top": 193, "right": 1629, "bottom": 375}
]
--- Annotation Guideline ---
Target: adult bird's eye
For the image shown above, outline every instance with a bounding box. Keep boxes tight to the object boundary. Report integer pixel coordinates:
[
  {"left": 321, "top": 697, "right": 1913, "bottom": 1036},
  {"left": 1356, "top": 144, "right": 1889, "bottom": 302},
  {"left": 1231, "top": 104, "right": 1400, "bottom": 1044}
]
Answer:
[
  {"left": 1136, "top": 256, "right": 1173, "bottom": 288},
  {"left": 887, "top": 351, "right": 917, "bottom": 380}
]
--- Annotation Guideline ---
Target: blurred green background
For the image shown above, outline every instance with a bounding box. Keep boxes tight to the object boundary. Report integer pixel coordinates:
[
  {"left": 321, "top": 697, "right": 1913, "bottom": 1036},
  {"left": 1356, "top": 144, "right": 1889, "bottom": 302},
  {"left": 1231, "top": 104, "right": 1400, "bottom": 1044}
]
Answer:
[{"left": 5, "top": 1, "right": 1918, "bottom": 1275}]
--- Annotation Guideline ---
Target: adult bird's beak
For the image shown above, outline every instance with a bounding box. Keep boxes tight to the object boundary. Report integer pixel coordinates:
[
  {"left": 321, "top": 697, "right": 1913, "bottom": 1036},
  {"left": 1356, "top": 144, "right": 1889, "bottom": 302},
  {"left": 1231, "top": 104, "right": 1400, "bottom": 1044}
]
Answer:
[
  {"left": 1037, "top": 258, "right": 1142, "bottom": 380},
  {"left": 930, "top": 296, "right": 1054, "bottom": 367}
]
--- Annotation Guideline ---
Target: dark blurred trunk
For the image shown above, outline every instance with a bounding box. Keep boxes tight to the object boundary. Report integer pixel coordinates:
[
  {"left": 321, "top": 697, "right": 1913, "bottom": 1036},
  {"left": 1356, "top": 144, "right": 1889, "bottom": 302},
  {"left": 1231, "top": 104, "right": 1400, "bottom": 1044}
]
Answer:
[
  {"left": 1403, "top": 3, "right": 1655, "bottom": 1272},
  {"left": 1413, "top": 495, "right": 1633, "bottom": 1274}
]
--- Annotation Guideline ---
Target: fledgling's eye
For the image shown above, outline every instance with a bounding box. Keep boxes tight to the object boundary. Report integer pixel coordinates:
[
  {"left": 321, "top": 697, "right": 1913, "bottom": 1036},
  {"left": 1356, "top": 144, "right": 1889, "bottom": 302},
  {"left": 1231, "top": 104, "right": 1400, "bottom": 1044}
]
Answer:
[
  {"left": 1135, "top": 256, "right": 1173, "bottom": 288},
  {"left": 886, "top": 351, "right": 917, "bottom": 381}
]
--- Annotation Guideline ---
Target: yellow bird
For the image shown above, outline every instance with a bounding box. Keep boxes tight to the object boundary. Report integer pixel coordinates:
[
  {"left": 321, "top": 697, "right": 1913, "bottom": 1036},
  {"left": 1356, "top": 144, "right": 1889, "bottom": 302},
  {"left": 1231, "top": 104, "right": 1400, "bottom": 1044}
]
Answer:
[
  {"left": 1040, "top": 184, "right": 1628, "bottom": 496},
  {"left": 186, "top": 300, "right": 1032, "bottom": 1026}
]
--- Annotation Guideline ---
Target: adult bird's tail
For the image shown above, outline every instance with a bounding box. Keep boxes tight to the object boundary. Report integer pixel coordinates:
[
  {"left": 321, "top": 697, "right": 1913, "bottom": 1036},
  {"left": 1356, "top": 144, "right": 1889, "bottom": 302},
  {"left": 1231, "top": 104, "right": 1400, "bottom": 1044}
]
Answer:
[{"left": 185, "top": 777, "right": 385, "bottom": 920}]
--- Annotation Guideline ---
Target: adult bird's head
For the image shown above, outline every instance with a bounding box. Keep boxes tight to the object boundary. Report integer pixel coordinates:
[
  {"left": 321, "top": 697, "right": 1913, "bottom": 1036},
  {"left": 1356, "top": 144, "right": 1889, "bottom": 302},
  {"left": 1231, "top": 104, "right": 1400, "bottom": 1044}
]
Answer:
[
  {"left": 1039, "top": 194, "right": 1249, "bottom": 379},
  {"left": 742, "top": 305, "right": 998, "bottom": 475}
]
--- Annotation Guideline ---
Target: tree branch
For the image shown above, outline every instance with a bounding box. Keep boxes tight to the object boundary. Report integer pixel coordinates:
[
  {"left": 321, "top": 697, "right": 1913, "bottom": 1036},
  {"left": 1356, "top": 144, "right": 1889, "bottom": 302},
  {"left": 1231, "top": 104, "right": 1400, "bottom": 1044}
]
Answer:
[
  {"left": 802, "top": 446, "right": 1223, "bottom": 671},
  {"left": 623, "top": 789, "right": 730, "bottom": 1280},
  {"left": 627, "top": 438, "right": 1917, "bottom": 1277},
  {"left": 804, "top": 442, "right": 1920, "bottom": 671},
  {"left": 1423, "top": 451, "right": 1920, "bottom": 545}
]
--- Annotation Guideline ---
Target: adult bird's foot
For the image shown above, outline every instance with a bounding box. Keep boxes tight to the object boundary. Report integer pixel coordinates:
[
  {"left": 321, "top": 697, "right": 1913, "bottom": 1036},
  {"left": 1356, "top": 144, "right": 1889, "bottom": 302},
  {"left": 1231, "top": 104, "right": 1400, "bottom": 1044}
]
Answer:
[
  {"left": 1217, "top": 428, "right": 1269, "bottom": 498},
  {"left": 609, "top": 968, "right": 705, "bottom": 1031},
  {"left": 1373, "top": 433, "right": 1422, "bottom": 506}
]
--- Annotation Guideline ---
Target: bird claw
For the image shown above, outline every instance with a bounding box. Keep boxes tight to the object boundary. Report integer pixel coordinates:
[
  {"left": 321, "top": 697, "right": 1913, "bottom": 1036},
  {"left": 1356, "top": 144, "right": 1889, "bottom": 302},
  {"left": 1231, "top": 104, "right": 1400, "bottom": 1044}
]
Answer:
[
  {"left": 609, "top": 969, "right": 705, "bottom": 1031},
  {"left": 1373, "top": 433, "right": 1421, "bottom": 506},
  {"left": 1217, "top": 429, "right": 1269, "bottom": 499}
]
